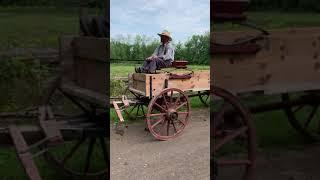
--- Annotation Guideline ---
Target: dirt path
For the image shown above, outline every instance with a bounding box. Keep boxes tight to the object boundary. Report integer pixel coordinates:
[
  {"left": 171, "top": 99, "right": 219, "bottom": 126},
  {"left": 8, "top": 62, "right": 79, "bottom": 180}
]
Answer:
[
  {"left": 110, "top": 108, "right": 210, "bottom": 180},
  {"left": 217, "top": 145, "right": 320, "bottom": 180}
]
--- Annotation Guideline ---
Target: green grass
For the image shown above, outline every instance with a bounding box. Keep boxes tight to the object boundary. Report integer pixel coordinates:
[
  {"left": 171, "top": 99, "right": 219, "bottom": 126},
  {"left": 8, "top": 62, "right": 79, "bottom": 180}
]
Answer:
[
  {"left": 214, "top": 12, "right": 320, "bottom": 31},
  {"left": 0, "top": 143, "right": 107, "bottom": 179},
  {"left": 110, "top": 63, "right": 210, "bottom": 78},
  {"left": 243, "top": 95, "right": 311, "bottom": 150},
  {"left": 0, "top": 6, "right": 103, "bottom": 50},
  {"left": 0, "top": 148, "right": 67, "bottom": 179}
]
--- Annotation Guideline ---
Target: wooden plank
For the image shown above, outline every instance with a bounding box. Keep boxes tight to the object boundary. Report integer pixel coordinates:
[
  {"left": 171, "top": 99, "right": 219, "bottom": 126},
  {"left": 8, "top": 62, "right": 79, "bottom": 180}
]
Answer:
[
  {"left": 147, "top": 74, "right": 167, "bottom": 97},
  {"left": 59, "top": 36, "right": 75, "bottom": 83},
  {"left": 8, "top": 125, "right": 42, "bottom": 180},
  {"left": 112, "top": 101, "right": 125, "bottom": 122},
  {"left": 167, "top": 71, "right": 210, "bottom": 93},
  {"left": 72, "top": 37, "right": 109, "bottom": 62},
  {"left": 130, "top": 72, "right": 210, "bottom": 97},
  {"left": 128, "top": 87, "right": 146, "bottom": 96},
  {"left": 61, "top": 83, "right": 107, "bottom": 108},
  {"left": 72, "top": 37, "right": 109, "bottom": 94},
  {"left": 212, "top": 27, "right": 320, "bottom": 94}
]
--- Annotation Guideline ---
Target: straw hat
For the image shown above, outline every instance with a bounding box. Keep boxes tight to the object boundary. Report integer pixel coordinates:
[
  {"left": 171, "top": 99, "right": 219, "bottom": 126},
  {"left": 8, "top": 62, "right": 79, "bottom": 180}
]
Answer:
[{"left": 157, "top": 30, "right": 172, "bottom": 41}]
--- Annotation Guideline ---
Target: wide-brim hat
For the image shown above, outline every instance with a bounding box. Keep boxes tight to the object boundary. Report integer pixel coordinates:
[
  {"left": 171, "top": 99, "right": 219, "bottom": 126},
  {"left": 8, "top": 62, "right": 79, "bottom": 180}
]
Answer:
[{"left": 157, "top": 30, "right": 172, "bottom": 41}]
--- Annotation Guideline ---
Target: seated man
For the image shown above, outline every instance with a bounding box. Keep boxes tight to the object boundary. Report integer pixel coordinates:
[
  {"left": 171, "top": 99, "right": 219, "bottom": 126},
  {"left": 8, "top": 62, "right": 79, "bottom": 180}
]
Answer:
[{"left": 135, "top": 30, "right": 175, "bottom": 73}]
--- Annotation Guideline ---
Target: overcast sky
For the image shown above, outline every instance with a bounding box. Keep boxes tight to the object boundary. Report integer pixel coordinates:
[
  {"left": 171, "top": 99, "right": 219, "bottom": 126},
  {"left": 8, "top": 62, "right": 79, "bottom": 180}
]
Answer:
[{"left": 110, "top": 0, "right": 210, "bottom": 43}]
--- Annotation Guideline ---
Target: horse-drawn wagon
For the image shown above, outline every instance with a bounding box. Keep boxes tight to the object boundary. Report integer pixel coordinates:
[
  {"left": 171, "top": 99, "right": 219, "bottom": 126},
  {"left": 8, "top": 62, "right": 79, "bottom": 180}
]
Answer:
[
  {"left": 212, "top": 0, "right": 320, "bottom": 179},
  {"left": 113, "top": 62, "right": 210, "bottom": 140}
]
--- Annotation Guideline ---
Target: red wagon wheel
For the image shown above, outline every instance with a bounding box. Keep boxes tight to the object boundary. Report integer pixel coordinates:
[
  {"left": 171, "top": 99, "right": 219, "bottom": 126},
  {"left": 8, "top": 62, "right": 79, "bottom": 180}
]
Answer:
[
  {"left": 282, "top": 91, "right": 320, "bottom": 141},
  {"left": 146, "top": 88, "right": 190, "bottom": 140},
  {"left": 212, "top": 86, "right": 256, "bottom": 180}
]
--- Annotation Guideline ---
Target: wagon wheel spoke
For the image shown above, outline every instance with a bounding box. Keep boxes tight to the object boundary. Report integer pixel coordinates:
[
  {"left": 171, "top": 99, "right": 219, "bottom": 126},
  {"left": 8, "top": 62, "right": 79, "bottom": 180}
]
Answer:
[
  {"left": 128, "top": 104, "right": 138, "bottom": 114},
  {"left": 304, "top": 105, "right": 319, "bottom": 128},
  {"left": 160, "top": 119, "right": 168, "bottom": 136},
  {"left": 84, "top": 138, "right": 96, "bottom": 173},
  {"left": 151, "top": 118, "right": 165, "bottom": 129},
  {"left": 293, "top": 104, "right": 304, "bottom": 113},
  {"left": 148, "top": 113, "right": 166, "bottom": 117},
  {"left": 162, "top": 94, "right": 169, "bottom": 109},
  {"left": 62, "top": 137, "right": 86, "bottom": 164},
  {"left": 154, "top": 102, "right": 167, "bottom": 113},
  {"left": 141, "top": 106, "right": 146, "bottom": 116},
  {"left": 174, "top": 93, "right": 181, "bottom": 106},
  {"left": 282, "top": 93, "right": 320, "bottom": 140},
  {"left": 147, "top": 88, "right": 189, "bottom": 140},
  {"left": 175, "top": 101, "right": 188, "bottom": 111},
  {"left": 214, "top": 102, "right": 229, "bottom": 127},
  {"left": 172, "top": 120, "right": 177, "bottom": 133},
  {"left": 167, "top": 119, "right": 170, "bottom": 136},
  {"left": 178, "top": 119, "right": 186, "bottom": 126},
  {"left": 212, "top": 86, "right": 256, "bottom": 180},
  {"left": 177, "top": 111, "right": 189, "bottom": 115},
  {"left": 170, "top": 90, "right": 174, "bottom": 105},
  {"left": 214, "top": 126, "right": 248, "bottom": 151},
  {"left": 205, "top": 94, "right": 209, "bottom": 102},
  {"left": 136, "top": 105, "right": 141, "bottom": 116},
  {"left": 99, "top": 137, "right": 109, "bottom": 165}
]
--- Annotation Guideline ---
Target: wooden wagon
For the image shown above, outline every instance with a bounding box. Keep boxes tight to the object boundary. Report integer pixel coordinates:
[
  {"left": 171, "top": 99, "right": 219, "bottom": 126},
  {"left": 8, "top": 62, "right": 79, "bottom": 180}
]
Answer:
[
  {"left": 113, "top": 63, "right": 210, "bottom": 140},
  {"left": 0, "top": 2, "right": 109, "bottom": 179},
  {"left": 212, "top": 0, "right": 320, "bottom": 179}
]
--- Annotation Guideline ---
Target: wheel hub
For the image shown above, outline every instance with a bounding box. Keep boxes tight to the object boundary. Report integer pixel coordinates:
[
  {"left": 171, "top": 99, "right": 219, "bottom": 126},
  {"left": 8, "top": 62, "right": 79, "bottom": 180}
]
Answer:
[{"left": 167, "top": 108, "right": 178, "bottom": 120}]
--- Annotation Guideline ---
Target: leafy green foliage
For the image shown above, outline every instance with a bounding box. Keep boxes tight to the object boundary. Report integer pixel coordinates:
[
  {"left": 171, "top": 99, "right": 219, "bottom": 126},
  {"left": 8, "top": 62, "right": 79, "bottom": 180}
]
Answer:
[
  {"left": 111, "top": 32, "right": 210, "bottom": 65},
  {"left": 0, "top": 56, "right": 52, "bottom": 111}
]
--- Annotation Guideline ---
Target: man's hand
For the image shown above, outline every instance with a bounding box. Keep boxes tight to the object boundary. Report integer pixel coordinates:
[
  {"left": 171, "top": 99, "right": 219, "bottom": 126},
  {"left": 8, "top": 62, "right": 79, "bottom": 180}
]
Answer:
[{"left": 146, "top": 55, "right": 156, "bottom": 61}]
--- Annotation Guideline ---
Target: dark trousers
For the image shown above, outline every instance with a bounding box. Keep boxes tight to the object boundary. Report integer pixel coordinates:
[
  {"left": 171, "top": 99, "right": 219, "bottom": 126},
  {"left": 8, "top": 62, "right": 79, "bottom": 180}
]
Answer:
[{"left": 142, "top": 58, "right": 171, "bottom": 73}]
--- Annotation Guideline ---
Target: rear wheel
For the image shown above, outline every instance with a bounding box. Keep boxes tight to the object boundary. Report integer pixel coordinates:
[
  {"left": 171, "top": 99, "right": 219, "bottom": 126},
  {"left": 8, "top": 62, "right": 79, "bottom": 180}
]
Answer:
[
  {"left": 212, "top": 86, "right": 256, "bottom": 180},
  {"left": 282, "top": 92, "right": 320, "bottom": 141}
]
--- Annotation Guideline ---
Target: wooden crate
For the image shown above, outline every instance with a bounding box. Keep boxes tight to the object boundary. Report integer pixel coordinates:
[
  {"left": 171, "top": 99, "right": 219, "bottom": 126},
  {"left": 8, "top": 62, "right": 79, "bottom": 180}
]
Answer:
[
  {"left": 212, "top": 27, "right": 320, "bottom": 95},
  {"left": 129, "top": 70, "right": 210, "bottom": 98}
]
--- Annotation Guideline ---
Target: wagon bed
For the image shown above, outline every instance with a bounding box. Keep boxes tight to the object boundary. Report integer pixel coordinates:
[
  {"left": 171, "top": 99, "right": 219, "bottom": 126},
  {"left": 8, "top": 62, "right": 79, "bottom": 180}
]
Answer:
[
  {"left": 113, "top": 68, "right": 210, "bottom": 140},
  {"left": 212, "top": 27, "right": 320, "bottom": 95}
]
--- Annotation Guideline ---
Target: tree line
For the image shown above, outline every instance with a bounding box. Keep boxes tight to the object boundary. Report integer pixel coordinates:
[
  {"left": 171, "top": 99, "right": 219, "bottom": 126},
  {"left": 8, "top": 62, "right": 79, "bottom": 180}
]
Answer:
[
  {"left": 110, "top": 32, "right": 210, "bottom": 65},
  {"left": 250, "top": 0, "right": 320, "bottom": 12}
]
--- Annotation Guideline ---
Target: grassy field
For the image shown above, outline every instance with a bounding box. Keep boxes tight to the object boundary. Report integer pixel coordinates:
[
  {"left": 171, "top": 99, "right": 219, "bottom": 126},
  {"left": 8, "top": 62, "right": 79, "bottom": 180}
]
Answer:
[
  {"left": 110, "top": 63, "right": 210, "bottom": 78},
  {"left": 0, "top": 7, "right": 103, "bottom": 50},
  {"left": 214, "top": 12, "right": 320, "bottom": 31}
]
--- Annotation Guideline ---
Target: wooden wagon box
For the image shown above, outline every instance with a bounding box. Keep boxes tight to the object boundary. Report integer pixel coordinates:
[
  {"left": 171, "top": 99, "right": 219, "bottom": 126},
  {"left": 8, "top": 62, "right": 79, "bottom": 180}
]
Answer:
[
  {"left": 60, "top": 36, "right": 109, "bottom": 95},
  {"left": 129, "top": 71, "right": 210, "bottom": 98},
  {"left": 212, "top": 27, "right": 320, "bottom": 95}
]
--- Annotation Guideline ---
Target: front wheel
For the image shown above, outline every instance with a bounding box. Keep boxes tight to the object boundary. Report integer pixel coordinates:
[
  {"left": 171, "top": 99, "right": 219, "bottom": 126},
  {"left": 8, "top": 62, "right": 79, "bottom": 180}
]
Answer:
[{"left": 146, "top": 88, "right": 190, "bottom": 140}]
